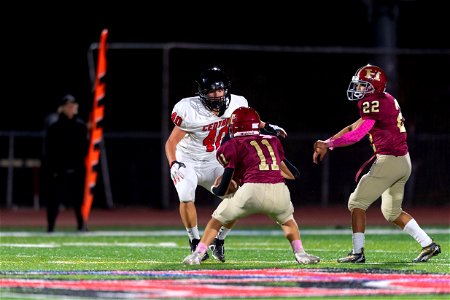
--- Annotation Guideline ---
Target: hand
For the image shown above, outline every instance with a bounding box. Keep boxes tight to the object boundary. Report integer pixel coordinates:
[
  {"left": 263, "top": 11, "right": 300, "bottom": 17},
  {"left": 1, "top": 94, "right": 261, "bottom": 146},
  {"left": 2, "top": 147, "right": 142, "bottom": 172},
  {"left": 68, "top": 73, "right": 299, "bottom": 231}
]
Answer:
[
  {"left": 170, "top": 160, "right": 186, "bottom": 184},
  {"left": 313, "top": 140, "right": 329, "bottom": 164},
  {"left": 263, "top": 123, "right": 287, "bottom": 139}
]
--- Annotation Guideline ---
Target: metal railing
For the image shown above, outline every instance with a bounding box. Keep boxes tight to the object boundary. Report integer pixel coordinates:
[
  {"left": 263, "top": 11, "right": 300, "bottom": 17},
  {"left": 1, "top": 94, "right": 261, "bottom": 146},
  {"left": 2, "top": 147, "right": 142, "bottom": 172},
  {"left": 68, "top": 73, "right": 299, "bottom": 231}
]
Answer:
[
  {"left": 1, "top": 131, "right": 449, "bottom": 209},
  {"left": 86, "top": 42, "right": 450, "bottom": 209}
]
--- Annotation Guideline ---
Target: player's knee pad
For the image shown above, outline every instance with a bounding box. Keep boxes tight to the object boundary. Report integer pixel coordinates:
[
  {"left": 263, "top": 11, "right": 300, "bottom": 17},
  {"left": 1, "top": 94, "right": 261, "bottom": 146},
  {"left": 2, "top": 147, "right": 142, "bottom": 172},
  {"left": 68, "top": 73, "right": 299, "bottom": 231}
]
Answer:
[
  {"left": 177, "top": 189, "right": 196, "bottom": 202},
  {"left": 347, "top": 197, "right": 361, "bottom": 211},
  {"left": 179, "top": 199, "right": 194, "bottom": 203},
  {"left": 381, "top": 206, "right": 401, "bottom": 222},
  {"left": 348, "top": 195, "right": 366, "bottom": 211}
]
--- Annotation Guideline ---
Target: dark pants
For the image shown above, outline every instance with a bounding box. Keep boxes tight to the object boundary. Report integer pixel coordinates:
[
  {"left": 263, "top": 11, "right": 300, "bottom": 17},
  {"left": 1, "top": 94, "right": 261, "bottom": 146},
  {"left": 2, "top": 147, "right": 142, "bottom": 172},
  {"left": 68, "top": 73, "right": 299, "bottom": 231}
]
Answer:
[{"left": 46, "top": 170, "right": 85, "bottom": 232}]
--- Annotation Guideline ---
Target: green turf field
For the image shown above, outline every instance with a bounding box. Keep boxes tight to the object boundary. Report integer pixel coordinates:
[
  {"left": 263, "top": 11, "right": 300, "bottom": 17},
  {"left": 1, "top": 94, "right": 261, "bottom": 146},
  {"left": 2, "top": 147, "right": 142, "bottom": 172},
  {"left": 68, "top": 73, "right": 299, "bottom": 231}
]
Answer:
[{"left": 1, "top": 226, "right": 449, "bottom": 299}]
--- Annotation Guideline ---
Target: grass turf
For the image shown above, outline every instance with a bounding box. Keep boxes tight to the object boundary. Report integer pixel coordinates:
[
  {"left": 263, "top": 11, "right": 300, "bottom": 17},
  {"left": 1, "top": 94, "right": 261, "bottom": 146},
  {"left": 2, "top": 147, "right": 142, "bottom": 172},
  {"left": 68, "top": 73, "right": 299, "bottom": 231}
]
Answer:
[{"left": 1, "top": 226, "right": 448, "bottom": 299}]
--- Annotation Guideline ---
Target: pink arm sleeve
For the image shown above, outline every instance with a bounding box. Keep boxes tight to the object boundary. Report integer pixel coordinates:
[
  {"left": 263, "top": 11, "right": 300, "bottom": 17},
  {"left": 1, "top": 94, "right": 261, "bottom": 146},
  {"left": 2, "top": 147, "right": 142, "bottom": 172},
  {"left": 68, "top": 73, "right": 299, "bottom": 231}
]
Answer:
[{"left": 327, "top": 119, "right": 375, "bottom": 149}]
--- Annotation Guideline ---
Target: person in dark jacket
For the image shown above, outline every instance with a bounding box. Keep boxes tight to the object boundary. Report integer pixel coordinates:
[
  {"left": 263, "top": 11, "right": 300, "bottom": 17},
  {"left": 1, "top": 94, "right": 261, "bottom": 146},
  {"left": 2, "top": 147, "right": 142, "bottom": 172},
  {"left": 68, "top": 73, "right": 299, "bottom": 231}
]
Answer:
[{"left": 43, "top": 94, "right": 88, "bottom": 232}]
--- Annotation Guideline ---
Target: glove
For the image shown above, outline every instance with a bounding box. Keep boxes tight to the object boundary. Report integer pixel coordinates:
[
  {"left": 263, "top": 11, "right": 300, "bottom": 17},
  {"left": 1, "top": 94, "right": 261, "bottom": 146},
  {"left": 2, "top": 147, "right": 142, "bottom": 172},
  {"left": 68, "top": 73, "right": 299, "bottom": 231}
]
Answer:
[
  {"left": 170, "top": 160, "right": 186, "bottom": 183},
  {"left": 263, "top": 123, "right": 287, "bottom": 138}
]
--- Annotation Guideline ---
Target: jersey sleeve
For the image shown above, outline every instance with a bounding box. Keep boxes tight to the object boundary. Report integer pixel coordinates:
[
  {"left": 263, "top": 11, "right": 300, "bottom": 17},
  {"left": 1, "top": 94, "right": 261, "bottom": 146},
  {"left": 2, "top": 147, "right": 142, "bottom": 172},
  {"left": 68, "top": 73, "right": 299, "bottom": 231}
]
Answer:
[
  {"left": 171, "top": 100, "right": 192, "bottom": 131},
  {"left": 216, "top": 141, "right": 238, "bottom": 168},
  {"left": 222, "top": 94, "right": 249, "bottom": 118}
]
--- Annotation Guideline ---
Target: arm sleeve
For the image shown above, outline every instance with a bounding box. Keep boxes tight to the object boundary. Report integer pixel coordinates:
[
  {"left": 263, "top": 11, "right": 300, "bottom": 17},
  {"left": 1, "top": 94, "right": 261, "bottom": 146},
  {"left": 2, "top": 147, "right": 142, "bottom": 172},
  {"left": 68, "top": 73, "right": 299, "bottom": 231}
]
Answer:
[
  {"left": 328, "top": 119, "right": 375, "bottom": 149},
  {"left": 261, "top": 122, "right": 286, "bottom": 138},
  {"left": 283, "top": 158, "right": 300, "bottom": 179},
  {"left": 212, "top": 167, "right": 235, "bottom": 196}
]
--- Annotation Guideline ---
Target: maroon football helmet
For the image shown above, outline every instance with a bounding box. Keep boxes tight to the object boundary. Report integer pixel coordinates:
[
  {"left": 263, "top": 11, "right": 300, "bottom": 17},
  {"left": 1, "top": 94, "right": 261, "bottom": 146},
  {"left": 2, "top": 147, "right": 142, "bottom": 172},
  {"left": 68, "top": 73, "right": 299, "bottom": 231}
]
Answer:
[
  {"left": 347, "top": 64, "right": 387, "bottom": 101},
  {"left": 229, "top": 107, "right": 261, "bottom": 137}
]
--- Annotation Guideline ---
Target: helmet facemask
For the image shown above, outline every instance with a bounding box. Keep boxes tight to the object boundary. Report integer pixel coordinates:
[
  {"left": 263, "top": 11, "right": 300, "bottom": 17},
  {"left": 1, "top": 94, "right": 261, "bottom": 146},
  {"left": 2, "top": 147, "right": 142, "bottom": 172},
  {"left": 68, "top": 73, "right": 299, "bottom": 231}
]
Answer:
[
  {"left": 347, "top": 77, "right": 375, "bottom": 101},
  {"left": 347, "top": 64, "right": 387, "bottom": 101},
  {"left": 198, "top": 85, "right": 230, "bottom": 117},
  {"left": 196, "top": 67, "right": 231, "bottom": 117}
]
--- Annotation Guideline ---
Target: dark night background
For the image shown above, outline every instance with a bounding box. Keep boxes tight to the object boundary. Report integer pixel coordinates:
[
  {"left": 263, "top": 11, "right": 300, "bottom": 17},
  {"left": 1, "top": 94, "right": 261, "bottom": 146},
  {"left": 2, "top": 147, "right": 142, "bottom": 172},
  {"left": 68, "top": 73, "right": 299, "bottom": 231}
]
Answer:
[{"left": 1, "top": 1, "right": 449, "bottom": 209}]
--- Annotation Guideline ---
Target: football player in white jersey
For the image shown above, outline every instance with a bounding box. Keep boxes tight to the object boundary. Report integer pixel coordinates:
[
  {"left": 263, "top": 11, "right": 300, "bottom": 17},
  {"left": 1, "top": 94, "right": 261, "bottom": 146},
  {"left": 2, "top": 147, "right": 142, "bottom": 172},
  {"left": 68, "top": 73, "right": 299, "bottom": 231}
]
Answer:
[{"left": 165, "top": 66, "right": 286, "bottom": 262}]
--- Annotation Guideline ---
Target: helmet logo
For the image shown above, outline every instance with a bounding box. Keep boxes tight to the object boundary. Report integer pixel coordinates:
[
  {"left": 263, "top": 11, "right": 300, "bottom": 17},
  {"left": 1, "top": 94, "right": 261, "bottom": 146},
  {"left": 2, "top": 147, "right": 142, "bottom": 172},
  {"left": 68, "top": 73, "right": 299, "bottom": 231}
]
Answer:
[
  {"left": 363, "top": 69, "right": 381, "bottom": 81},
  {"left": 229, "top": 107, "right": 261, "bottom": 137}
]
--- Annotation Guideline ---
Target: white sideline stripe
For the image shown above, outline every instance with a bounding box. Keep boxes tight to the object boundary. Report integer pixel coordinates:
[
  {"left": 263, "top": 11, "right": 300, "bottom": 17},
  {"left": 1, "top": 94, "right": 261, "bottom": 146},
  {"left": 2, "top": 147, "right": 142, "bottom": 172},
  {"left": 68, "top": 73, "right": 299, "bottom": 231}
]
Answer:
[
  {"left": 0, "top": 228, "right": 448, "bottom": 237},
  {"left": 1, "top": 242, "right": 178, "bottom": 248}
]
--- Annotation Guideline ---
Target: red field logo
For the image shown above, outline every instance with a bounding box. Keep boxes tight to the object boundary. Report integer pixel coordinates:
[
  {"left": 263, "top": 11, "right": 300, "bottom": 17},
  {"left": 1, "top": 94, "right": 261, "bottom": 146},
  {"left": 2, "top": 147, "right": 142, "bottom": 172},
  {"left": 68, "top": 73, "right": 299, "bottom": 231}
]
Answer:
[{"left": 1, "top": 269, "right": 449, "bottom": 298}]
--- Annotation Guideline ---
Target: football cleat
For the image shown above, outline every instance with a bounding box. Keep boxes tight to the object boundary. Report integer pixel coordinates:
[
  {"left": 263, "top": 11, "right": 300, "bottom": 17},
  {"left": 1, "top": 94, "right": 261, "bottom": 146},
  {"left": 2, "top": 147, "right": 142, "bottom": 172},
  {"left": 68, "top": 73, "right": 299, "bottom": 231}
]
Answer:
[
  {"left": 413, "top": 242, "right": 441, "bottom": 262},
  {"left": 209, "top": 238, "right": 225, "bottom": 262},
  {"left": 183, "top": 252, "right": 203, "bottom": 265},
  {"left": 337, "top": 248, "right": 365, "bottom": 263},
  {"left": 294, "top": 252, "right": 320, "bottom": 264},
  {"left": 189, "top": 238, "right": 209, "bottom": 261}
]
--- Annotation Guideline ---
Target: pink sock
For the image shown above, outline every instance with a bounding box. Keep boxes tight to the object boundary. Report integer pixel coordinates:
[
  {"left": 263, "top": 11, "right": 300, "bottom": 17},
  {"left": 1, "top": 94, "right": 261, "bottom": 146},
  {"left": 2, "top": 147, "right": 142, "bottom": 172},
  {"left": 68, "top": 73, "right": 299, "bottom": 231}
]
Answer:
[
  {"left": 291, "top": 240, "right": 304, "bottom": 253},
  {"left": 196, "top": 242, "right": 208, "bottom": 255}
]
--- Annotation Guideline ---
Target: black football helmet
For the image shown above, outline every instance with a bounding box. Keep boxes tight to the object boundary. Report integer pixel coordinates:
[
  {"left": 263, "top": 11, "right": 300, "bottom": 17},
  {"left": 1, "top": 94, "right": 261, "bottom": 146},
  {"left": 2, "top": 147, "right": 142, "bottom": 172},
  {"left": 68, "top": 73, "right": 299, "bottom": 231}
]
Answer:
[{"left": 196, "top": 67, "right": 231, "bottom": 116}]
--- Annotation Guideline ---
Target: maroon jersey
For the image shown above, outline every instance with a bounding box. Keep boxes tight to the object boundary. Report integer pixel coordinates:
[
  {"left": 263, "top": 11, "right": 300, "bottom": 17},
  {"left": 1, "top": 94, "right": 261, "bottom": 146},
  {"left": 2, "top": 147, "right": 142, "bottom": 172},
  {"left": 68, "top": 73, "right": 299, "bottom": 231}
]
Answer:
[
  {"left": 357, "top": 92, "right": 408, "bottom": 156},
  {"left": 216, "top": 134, "right": 285, "bottom": 184}
]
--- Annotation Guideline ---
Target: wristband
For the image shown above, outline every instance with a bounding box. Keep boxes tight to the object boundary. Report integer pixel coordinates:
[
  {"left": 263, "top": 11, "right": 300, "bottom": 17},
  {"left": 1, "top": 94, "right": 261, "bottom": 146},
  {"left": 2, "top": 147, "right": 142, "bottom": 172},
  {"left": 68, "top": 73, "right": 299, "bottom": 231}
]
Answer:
[
  {"left": 170, "top": 160, "right": 185, "bottom": 168},
  {"left": 325, "top": 139, "right": 334, "bottom": 150}
]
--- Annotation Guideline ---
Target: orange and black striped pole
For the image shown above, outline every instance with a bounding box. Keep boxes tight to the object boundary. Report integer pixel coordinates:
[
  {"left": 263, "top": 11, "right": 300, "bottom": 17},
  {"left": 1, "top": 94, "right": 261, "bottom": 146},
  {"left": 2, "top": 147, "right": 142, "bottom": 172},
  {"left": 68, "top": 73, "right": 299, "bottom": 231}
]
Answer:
[{"left": 82, "top": 29, "right": 108, "bottom": 221}]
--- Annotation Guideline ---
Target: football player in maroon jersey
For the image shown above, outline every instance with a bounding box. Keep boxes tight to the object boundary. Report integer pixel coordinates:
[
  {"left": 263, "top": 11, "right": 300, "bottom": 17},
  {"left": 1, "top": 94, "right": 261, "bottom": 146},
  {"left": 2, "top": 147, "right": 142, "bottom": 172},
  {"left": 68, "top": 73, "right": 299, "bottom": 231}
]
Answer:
[
  {"left": 313, "top": 64, "right": 441, "bottom": 263},
  {"left": 183, "top": 107, "right": 319, "bottom": 265}
]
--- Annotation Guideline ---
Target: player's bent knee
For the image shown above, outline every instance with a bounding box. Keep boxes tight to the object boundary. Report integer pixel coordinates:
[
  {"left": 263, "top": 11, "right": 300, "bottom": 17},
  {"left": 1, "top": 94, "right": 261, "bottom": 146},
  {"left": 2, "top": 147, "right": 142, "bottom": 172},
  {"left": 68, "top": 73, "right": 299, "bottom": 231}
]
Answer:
[
  {"left": 179, "top": 199, "right": 194, "bottom": 203},
  {"left": 381, "top": 208, "right": 401, "bottom": 222},
  {"left": 177, "top": 189, "right": 196, "bottom": 202},
  {"left": 348, "top": 200, "right": 363, "bottom": 211},
  {"left": 348, "top": 195, "right": 357, "bottom": 211},
  {"left": 348, "top": 195, "right": 370, "bottom": 212}
]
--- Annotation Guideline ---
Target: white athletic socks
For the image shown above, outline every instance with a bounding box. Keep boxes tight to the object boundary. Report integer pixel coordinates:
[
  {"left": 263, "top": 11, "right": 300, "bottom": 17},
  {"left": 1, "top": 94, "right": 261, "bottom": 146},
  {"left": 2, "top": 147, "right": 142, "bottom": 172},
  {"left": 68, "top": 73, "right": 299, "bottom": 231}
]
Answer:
[
  {"left": 403, "top": 219, "right": 433, "bottom": 247},
  {"left": 187, "top": 226, "right": 200, "bottom": 241},
  {"left": 216, "top": 226, "right": 231, "bottom": 240},
  {"left": 352, "top": 232, "right": 365, "bottom": 254}
]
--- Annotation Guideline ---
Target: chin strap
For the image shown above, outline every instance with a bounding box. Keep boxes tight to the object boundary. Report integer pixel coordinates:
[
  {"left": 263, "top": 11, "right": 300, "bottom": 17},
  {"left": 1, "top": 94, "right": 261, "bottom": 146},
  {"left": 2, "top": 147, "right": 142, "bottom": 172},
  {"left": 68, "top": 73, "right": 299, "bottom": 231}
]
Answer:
[{"left": 217, "top": 105, "right": 226, "bottom": 117}]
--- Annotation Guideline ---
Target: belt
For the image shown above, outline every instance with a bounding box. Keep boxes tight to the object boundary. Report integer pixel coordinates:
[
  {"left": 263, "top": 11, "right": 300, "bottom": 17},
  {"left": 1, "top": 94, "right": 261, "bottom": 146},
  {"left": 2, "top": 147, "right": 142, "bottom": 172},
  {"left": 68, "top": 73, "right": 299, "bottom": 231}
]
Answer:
[{"left": 355, "top": 153, "right": 377, "bottom": 183}]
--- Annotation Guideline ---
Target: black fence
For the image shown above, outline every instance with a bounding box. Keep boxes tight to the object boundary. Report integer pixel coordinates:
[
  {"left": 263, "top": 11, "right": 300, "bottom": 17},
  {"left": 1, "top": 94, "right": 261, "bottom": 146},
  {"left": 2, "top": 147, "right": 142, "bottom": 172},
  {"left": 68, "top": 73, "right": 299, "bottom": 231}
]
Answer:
[
  {"left": 0, "top": 131, "right": 448, "bottom": 210},
  {"left": 1, "top": 44, "right": 449, "bottom": 209}
]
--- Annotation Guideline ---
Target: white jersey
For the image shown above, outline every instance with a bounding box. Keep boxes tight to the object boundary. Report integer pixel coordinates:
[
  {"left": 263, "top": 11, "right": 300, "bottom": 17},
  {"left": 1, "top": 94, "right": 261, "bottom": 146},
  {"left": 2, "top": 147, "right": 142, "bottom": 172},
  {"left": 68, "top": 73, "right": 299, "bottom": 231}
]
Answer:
[{"left": 171, "top": 94, "right": 249, "bottom": 162}]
